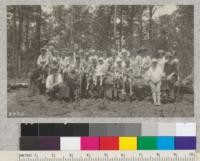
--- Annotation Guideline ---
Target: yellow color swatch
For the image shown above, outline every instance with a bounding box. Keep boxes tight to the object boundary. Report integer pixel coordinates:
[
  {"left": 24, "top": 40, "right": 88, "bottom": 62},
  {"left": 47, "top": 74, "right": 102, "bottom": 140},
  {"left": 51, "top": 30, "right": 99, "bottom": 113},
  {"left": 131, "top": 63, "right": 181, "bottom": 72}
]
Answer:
[{"left": 119, "top": 137, "right": 137, "bottom": 150}]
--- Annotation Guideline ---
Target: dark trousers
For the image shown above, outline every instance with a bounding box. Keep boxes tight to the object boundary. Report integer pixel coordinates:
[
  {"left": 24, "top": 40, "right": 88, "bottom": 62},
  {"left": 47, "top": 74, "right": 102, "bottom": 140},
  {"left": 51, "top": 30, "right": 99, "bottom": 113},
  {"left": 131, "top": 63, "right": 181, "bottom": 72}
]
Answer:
[
  {"left": 47, "top": 85, "right": 61, "bottom": 99},
  {"left": 81, "top": 74, "right": 87, "bottom": 98},
  {"left": 95, "top": 76, "right": 106, "bottom": 98},
  {"left": 67, "top": 77, "right": 79, "bottom": 100}
]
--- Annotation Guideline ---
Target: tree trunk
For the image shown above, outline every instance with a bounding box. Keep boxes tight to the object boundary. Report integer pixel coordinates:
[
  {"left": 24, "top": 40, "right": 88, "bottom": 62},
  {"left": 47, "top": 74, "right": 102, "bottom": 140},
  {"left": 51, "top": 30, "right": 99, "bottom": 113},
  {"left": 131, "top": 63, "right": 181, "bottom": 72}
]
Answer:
[
  {"left": 34, "top": 5, "right": 42, "bottom": 66},
  {"left": 113, "top": 5, "right": 117, "bottom": 52},
  {"left": 12, "top": 6, "right": 17, "bottom": 78},
  {"left": 139, "top": 7, "right": 144, "bottom": 47},
  {"left": 17, "top": 6, "right": 24, "bottom": 78},
  {"left": 128, "top": 6, "right": 135, "bottom": 50},
  {"left": 119, "top": 7, "right": 123, "bottom": 50},
  {"left": 70, "top": 6, "right": 74, "bottom": 50},
  {"left": 149, "top": 6, "right": 153, "bottom": 41},
  {"left": 25, "top": 6, "right": 30, "bottom": 75}
]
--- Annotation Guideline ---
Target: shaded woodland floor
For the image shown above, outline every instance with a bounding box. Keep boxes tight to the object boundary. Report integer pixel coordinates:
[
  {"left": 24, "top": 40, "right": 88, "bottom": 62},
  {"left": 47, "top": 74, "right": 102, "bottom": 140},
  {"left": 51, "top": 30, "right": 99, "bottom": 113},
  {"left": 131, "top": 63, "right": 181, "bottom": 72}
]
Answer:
[{"left": 7, "top": 88, "right": 194, "bottom": 117}]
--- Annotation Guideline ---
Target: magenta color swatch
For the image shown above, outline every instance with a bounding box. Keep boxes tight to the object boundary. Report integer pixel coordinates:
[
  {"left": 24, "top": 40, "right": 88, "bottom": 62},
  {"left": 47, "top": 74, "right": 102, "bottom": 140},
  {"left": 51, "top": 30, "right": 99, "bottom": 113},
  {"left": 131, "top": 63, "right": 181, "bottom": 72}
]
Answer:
[{"left": 81, "top": 137, "right": 99, "bottom": 150}]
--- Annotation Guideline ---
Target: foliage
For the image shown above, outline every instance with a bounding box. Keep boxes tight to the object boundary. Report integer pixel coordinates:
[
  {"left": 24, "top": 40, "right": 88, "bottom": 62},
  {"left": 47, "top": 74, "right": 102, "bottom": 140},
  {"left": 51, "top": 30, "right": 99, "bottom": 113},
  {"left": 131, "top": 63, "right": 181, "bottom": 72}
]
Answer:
[{"left": 7, "top": 5, "right": 193, "bottom": 79}]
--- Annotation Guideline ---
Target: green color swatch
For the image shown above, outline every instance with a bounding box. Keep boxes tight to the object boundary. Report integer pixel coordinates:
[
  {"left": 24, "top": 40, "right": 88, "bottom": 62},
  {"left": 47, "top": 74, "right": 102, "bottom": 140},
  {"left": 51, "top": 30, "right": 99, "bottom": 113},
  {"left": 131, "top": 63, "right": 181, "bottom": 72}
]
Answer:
[{"left": 137, "top": 136, "right": 157, "bottom": 150}]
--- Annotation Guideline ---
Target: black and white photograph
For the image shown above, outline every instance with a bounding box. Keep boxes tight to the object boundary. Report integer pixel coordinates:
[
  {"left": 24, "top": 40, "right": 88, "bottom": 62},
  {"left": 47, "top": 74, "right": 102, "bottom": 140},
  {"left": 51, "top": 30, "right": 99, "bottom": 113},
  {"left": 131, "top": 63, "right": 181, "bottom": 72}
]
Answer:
[{"left": 7, "top": 5, "right": 194, "bottom": 117}]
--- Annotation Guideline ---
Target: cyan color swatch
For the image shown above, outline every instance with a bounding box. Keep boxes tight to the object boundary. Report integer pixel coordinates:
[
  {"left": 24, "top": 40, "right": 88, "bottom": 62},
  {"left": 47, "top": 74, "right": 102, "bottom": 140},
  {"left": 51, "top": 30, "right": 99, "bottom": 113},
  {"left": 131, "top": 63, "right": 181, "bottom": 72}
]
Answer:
[{"left": 157, "top": 137, "right": 174, "bottom": 150}]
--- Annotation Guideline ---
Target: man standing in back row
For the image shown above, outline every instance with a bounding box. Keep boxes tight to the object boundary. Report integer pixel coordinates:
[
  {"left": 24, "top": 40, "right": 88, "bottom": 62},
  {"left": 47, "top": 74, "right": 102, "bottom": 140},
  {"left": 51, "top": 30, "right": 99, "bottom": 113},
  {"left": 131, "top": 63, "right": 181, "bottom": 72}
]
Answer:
[{"left": 37, "top": 48, "right": 50, "bottom": 94}]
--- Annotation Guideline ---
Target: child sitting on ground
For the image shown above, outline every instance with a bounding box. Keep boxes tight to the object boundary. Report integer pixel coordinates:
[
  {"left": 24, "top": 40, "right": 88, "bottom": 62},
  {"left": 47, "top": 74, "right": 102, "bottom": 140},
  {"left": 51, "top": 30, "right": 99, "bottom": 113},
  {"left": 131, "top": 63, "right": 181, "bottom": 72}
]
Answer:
[{"left": 147, "top": 58, "right": 165, "bottom": 105}]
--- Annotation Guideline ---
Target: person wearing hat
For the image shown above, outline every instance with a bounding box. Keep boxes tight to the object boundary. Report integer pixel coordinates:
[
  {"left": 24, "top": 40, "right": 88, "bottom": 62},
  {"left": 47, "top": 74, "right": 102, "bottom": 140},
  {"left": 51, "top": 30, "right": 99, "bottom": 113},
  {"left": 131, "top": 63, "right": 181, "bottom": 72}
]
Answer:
[
  {"left": 131, "top": 48, "right": 143, "bottom": 78},
  {"left": 81, "top": 52, "right": 90, "bottom": 72},
  {"left": 63, "top": 64, "right": 80, "bottom": 101},
  {"left": 147, "top": 58, "right": 165, "bottom": 105},
  {"left": 86, "top": 55, "right": 98, "bottom": 91},
  {"left": 102, "top": 51, "right": 110, "bottom": 67},
  {"left": 118, "top": 48, "right": 129, "bottom": 69},
  {"left": 51, "top": 56, "right": 59, "bottom": 70},
  {"left": 88, "top": 49, "right": 97, "bottom": 61},
  {"left": 129, "top": 48, "right": 137, "bottom": 62},
  {"left": 78, "top": 49, "right": 84, "bottom": 60},
  {"left": 163, "top": 51, "right": 179, "bottom": 101},
  {"left": 127, "top": 48, "right": 137, "bottom": 95},
  {"left": 163, "top": 51, "right": 173, "bottom": 76},
  {"left": 59, "top": 50, "right": 68, "bottom": 74},
  {"left": 96, "top": 57, "right": 107, "bottom": 84},
  {"left": 37, "top": 48, "right": 51, "bottom": 93},
  {"left": 89, "top": 55, "right": 98, "bottom": 62},
  {"left": 49, "top": 49, "right": 57, "bottom": 65},
  {"left": 112, "top": 57, "right": 125, "bottom": 96},
  {"left": 46, "top": 48, "right": 53, "bottom": 67},
  {"left": 128, "top": 48, "right": 144, "bottom": 98},
  {"left": 141, "top": 49, "right": 151, "bottom": 77},
  {"left": 65, "top": 51, "right": 76, "bottom": 71},
  {"left": 74, "top": 55, "right": 82, "bottom": 74},
  {"left": 114, "top": 57, "right": 123, "bottom": 69},
  {"left": 170, "top": 42, "right": 178, "bottom": 56},
  {"left": 157, "top": 49, "right": 167, "bottom": 72},
  {"left": 37, "top": 48, "right": 49, "bottom": 68},
  {"left": 79, "top": 52, "right": 90, "bottom": 98},
  {"left": 46, "top": 66, "right": 63, "bottom": 100},
  {"left": 94, "top": 57, "right": 108, "bottom": 98}
]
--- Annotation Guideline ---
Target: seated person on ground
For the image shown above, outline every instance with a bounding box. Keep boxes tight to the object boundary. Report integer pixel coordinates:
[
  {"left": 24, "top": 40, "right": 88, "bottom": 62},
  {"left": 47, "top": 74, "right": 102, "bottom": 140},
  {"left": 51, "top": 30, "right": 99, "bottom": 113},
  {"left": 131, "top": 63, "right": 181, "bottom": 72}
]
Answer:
[{"left": 46, "top": 67, "right": 63, "bottom": 100}]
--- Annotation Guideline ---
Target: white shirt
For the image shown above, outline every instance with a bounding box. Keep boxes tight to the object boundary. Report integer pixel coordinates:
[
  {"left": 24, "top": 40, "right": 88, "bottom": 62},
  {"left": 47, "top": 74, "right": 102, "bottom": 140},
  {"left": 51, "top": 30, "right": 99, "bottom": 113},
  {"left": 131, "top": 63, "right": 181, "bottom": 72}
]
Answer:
[
  {"left": 142, "top": 56, "right": 151, "bottom": 70},
  {"left": 131, "top": 55, "right": 142, "bottom": 77},
  {"left": 147, "top": 65, "right": 165, "bottom": 84},
  {"left": 47, "top": 51, "right": 53, "bottom": 64},
  {"left": 103, "top": 58, "right": 110, "bottom": 69},
  {"left": 135, "top": 55, "right": 143, "bottom": 69},
  {"left": 158, "top": 56, "right": 167, "bottom": 72},
  {"left": 37, "top": 54, "right": 49, "bottom": 67},
  {"left": 96, "top": 64, "right": 107, "bottom": 76},
  {"left": 59, "top": 57, "right": 68, "bottom": 70},
  {"left": 113, "top": 65, "right": 125, "bottom": 78},
  {"left": 65, "top": 57, "right": 76, "bottom": 68},
  {"left": 121, "top": 61, "right": 126, "bottom": 68},
  {"left": 46, "top": 73, "right": 63, "bottom": 89}
]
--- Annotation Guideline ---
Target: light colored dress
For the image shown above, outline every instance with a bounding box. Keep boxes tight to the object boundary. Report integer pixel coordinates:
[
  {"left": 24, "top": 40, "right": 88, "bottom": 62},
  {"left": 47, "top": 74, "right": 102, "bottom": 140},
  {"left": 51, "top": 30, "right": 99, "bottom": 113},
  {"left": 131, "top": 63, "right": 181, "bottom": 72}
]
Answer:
[{"left": 147, "top": 65, "right": 164, "bottom": 93}]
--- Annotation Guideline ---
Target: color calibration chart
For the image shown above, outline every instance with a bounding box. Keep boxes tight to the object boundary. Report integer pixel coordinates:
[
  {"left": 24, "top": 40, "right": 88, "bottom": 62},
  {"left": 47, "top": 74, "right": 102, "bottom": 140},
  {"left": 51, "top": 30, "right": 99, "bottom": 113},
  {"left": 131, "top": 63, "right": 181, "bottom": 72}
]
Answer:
[{"left": 20, "top": 123, "right": 196, "bottom": 151}]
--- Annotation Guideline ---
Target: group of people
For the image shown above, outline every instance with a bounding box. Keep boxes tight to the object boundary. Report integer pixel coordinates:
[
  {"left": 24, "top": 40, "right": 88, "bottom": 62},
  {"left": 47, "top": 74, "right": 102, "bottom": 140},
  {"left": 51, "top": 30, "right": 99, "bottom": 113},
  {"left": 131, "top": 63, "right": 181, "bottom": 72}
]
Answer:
[{"left": 35, "top": 45, "right": 181, "bottom": 105}]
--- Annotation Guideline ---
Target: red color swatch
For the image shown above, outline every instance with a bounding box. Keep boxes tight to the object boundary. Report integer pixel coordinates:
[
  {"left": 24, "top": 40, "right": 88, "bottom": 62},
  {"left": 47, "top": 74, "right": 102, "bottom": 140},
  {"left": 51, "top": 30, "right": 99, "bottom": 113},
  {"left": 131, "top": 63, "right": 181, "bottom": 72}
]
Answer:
[{"left": 100, "top": 137, "right": 119, "bottom": 150}]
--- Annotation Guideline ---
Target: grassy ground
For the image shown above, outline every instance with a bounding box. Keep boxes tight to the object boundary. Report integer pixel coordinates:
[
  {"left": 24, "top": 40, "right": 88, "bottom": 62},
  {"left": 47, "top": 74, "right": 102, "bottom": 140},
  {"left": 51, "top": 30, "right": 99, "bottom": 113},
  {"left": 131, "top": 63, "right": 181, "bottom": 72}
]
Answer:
[{"left": 7, "top": 88, "right": 194, "bottom": 117}]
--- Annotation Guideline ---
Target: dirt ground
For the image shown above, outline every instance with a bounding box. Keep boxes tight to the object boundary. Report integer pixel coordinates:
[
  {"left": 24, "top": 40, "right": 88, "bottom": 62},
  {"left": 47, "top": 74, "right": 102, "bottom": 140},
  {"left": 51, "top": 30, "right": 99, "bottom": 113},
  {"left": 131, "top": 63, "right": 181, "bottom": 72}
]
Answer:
[{"left": 7, "top": 88, "right": 194, "bottom": 117}]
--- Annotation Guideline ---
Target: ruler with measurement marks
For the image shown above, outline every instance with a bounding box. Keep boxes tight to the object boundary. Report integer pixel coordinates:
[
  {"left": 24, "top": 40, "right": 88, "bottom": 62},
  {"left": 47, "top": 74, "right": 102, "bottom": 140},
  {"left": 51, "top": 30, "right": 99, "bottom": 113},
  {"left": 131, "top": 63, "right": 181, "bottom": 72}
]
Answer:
[{"left": 0, "top": 151, "right": 196, "bottom": 161}]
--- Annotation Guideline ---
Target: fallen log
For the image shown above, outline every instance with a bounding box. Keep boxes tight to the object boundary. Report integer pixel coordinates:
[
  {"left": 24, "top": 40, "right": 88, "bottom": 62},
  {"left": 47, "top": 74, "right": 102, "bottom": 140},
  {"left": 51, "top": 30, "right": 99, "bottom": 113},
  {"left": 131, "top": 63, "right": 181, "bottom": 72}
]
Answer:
[{"left": 8, "top": 83, "right": 29, "bottom": 91}]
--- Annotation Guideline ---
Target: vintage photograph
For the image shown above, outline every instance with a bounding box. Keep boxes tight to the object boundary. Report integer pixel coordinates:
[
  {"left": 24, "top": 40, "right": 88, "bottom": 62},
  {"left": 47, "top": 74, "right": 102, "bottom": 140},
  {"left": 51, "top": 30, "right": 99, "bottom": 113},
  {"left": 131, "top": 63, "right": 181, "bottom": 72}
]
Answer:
[{"left": 7, "top": 5, "right": 194, "bottom": 117}]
